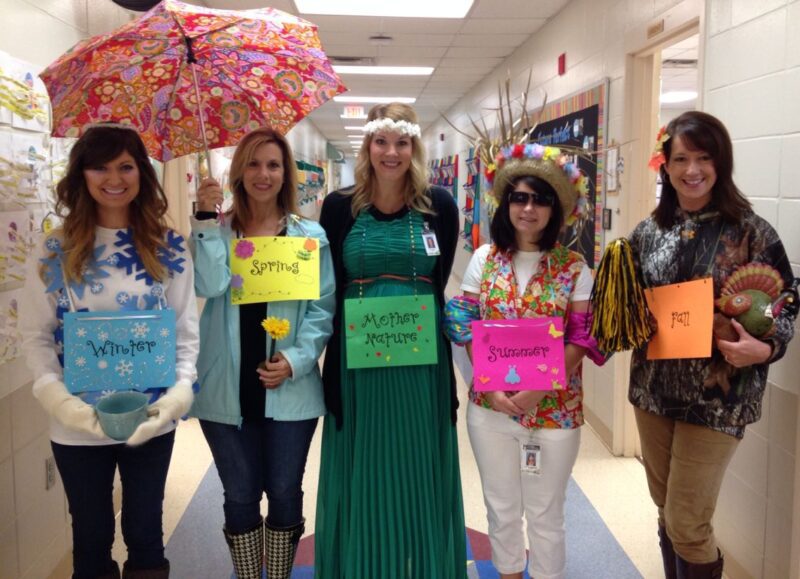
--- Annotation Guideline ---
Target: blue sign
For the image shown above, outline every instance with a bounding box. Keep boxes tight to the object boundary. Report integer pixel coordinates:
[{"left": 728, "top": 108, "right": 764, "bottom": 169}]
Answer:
[{"left": 63, "top": 310, "right": 176, "bottom": 394}]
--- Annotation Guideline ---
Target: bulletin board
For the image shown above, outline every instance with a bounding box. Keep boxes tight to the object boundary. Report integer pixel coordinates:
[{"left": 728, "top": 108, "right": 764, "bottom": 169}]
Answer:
[{"left": 528, "top": 80, "right": 608, "bottom": 268}]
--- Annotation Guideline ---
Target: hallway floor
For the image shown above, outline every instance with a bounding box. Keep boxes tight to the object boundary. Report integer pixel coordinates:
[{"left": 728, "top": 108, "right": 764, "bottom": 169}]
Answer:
[{"left": 108, "top": 371, "right": 663, "bottom": 578}]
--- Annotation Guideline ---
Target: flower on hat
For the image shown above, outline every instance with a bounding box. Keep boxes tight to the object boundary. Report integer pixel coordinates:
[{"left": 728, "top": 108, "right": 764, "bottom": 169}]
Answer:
[
  {"left": 485, "top": 142, "right": 590, "bottom": 227},
  {"left": 648, "top": 125, "right": 669, "bottom": 172}
]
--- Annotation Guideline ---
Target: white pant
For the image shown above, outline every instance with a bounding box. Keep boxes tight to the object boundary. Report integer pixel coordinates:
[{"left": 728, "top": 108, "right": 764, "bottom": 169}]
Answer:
[{"left": 467, "top": 403, "right": 581, "bottom": 579}]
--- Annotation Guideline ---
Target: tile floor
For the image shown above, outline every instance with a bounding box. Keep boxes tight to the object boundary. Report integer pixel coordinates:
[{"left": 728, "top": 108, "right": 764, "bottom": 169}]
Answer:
[{"left": 105, "top": 375, "right": 663, "bottom": 578}]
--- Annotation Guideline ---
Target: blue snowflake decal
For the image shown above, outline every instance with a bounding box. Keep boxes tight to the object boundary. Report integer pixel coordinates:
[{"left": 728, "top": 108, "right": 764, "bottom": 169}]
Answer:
[
  {"left": 40, "top": 236, "right": 111, "bottom": 299},
  {"left": 112, "top": 229, "right": 186, "bottom": 285}
]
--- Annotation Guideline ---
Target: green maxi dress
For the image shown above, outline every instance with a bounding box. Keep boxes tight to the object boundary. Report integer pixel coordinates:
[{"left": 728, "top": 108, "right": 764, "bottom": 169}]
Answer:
[{"left": 315, "top": 208, "right": 466, "bottom": 578}]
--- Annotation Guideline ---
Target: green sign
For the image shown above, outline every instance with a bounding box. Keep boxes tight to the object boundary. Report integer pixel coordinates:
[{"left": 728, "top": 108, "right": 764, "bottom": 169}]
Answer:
[{"left": 344, "top": 295, "right": 438, "bottom": 369}]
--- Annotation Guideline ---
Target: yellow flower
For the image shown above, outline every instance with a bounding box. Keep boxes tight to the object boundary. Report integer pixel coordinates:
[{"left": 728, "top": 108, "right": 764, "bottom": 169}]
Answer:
[{"left": 261, "top": 317, "right": 291, "bottom": 340}]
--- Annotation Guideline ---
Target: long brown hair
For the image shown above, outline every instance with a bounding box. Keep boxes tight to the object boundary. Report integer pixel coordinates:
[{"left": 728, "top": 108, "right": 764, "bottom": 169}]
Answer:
[
  {"left": 349, "top": 102, "right": 432, "bottom": 216},
  {"left": 227, "top": 127, "right": 298, "bottom": 234},
  {"left": 654, "top": 111, "right": 751, "bottom": 228},
  {"left": 53, "top": 124, "right": 168, "bottom": 283}
]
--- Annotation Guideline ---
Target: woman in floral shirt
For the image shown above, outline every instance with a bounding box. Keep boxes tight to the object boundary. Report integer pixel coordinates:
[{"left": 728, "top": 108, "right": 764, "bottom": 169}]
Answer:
[{"left": 445, "top": 143, "right": 604, "bottom": 579}]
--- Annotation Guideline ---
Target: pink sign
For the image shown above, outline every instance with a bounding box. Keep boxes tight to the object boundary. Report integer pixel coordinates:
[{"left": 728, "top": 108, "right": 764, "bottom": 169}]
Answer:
[{"left": 472, "top": 317, "right": 566, "bottom": 392}]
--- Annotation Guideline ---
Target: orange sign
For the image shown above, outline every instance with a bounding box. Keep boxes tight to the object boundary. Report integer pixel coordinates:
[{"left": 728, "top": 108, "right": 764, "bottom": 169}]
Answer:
[{"left": 644, "top": 278, "right": 714, "bottom": 360}]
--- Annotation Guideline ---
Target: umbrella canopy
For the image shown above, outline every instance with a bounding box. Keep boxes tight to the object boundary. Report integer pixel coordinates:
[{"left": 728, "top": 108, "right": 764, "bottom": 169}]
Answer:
[{"left": 40, "top": 0, "right": 346, "bottom": 161}]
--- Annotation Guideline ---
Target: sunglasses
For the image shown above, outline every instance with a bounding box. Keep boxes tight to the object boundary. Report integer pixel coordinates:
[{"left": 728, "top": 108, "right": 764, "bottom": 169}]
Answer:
[{"left": 507, "top": 190, "right": 555, "bottom": 207}]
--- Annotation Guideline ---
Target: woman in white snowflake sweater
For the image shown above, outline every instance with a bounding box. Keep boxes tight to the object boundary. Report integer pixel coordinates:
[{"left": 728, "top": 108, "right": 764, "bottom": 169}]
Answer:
[{"left": 20, "top": 125, "right": 199, "bottom": 579}]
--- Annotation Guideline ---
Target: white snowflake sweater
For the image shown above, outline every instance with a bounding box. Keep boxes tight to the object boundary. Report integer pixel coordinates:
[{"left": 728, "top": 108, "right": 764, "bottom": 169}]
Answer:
[{"left": 20, "top": 226, "right": 199, "bottom": 446}]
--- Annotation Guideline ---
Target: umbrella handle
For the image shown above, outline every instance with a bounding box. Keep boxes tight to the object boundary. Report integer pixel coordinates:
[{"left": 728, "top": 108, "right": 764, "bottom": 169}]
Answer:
[
  {"left": 189, "top": 61, "right": 221, "bottom": 220},
  {"left": 189, "top": 62, "right": 213, "bottom": 181}
]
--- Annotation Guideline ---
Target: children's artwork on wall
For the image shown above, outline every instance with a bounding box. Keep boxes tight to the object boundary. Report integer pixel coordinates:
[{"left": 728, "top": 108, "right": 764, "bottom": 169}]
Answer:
[
  {"left": 429, "top": 155, "right": 458, "bottom": 200},
  {"left": 0, "top": 50, "right": 60, "bottom": 390},
  {"left": 0, "top": 289, "right": 22, "bottom": 365},
  {"left": 461, "top": 148, "right": 481, "bottom": 253},
  {"left": 296, "top": 159, "right": 325, "bottom": 211},
  {"left": 0, "top": 50, "right": 50, "bottom": 132},
  {"left": 0, "top": 209, "right": 33, "bottom": 287}
]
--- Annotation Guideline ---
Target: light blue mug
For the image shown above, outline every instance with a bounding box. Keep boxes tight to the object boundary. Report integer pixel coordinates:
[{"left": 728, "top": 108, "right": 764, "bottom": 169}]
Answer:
[{"left": 95, "top": 391, "right": 150, "bottom": 441}]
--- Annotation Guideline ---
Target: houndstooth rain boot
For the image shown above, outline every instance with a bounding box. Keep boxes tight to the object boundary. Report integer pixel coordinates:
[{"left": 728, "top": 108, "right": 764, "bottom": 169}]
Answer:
[
  {"left": 264, "top": 519, "right": 304, "bottom": 579},
  {"left": 224, "top": 521, "right": 264, "bottom": 579}
]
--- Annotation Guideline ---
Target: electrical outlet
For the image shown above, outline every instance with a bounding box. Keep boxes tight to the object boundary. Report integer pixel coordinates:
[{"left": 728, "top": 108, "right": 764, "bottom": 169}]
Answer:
[{"left": 45, "top": 456, "right": 56, "bottom": 490}]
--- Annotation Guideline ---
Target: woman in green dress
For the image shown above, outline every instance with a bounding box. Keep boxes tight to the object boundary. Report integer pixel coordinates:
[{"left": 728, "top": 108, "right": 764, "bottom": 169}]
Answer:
[{"left": 315, "top": 103, "right": 466, "bottom": 578}]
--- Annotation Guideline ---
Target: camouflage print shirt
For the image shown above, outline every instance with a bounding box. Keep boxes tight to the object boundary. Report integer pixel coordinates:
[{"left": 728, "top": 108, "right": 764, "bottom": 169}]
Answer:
[{"left": 628, "top": 205, "right": 797, "bottom": 438}]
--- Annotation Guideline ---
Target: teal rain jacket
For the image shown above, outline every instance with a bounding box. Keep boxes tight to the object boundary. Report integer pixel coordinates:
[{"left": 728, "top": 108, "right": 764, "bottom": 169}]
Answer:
[{"left": 189, "top": 214, "right": 335, "bottom": 426}]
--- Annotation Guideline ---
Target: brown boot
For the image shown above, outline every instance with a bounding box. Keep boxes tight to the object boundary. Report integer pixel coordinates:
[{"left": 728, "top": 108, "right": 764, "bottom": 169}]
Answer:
[
  {"left": 658, "top": 525, "right": 677, "bottom": 579},
  {"left": 121, "top": 560, "right": 170, "bottom": 578},
  {"left": 224, "top": 522, "right": 264, "bottom": 579},
  {"left": 264, "top": 519, "right": 304, "bottom": 579},
  {"left": 676, "top": 550, "right": 723, "bottom": 579}
]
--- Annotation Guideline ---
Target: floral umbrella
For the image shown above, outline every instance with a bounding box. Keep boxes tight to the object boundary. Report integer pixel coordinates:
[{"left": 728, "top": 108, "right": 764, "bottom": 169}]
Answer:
[{"left": 39, "top": 0, "right": 346, "bottom": 162}]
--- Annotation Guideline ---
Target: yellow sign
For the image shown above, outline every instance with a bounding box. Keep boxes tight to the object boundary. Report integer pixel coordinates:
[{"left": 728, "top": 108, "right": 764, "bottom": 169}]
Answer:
[
  {"left": 645, "top": 278, "right": 714, "bottom": 360},
  {"left": 229, "top": 236, "right": 320, "bottom": 304}
]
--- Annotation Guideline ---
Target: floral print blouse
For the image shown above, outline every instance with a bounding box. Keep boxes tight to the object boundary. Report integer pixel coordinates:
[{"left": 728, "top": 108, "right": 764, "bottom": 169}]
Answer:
[{"left": 470, "top": 243, "right": 588, "bottom": 429}]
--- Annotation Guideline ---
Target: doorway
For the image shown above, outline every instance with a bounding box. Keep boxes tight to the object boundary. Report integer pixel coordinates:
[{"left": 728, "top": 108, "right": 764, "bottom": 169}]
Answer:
[{"left": 613, "top": 20, "right": 701, "bottom": 458}]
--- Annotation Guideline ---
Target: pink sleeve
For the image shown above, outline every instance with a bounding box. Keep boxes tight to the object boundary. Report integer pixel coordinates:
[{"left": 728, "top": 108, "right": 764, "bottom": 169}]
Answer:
[{"left": 565, "top": 310, "right": 608, "bottom": 366}]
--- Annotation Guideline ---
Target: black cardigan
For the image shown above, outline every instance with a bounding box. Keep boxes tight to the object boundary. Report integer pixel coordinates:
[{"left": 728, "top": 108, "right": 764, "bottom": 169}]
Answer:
[{"left": 319, "top": 186, "right": 460, "bottom": 429}]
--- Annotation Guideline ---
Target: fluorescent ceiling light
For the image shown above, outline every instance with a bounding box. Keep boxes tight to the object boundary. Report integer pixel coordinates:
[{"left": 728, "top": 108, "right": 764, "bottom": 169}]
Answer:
[
  {"left": 344, "top": 125, "right": 364, "bottom": 130},
  {"left": 334, "top": 96, "right": 416, "bottom": 104},
  {"left": 660, "top": 90, "right": 697, "bottom": 104},
  {"left": 295, "top": 0, "right": 473, "bottom": 18},
  {"left": 333, "top": 66, "right": 434, "bottom": 76}
]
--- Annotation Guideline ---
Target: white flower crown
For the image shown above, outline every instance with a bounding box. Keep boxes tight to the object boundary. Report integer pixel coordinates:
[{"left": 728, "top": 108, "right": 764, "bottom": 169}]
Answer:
[{"left": 362, "top": 118, "right": 421, "bottom": 138}]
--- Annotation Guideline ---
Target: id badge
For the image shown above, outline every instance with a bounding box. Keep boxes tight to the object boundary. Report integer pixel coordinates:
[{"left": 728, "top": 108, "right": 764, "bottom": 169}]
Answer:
[
  {"left": 521, "top": 442, "right": 541, "bottom": 475},
  {"left": 421, "top": 226, "right": 440, "bottom": 256}
]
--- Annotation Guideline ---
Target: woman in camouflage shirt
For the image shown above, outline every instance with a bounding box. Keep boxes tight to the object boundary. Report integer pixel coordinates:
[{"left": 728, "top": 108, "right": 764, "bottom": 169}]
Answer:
[{"left": 629, "top": 111, "right": 798, "bottom": 579}]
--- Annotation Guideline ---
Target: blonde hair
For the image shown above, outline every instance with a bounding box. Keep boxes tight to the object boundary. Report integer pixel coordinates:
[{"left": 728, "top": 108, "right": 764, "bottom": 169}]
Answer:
[
  {"left": 227, "top": 127, "right": 298, "bottom": 234},
  {"left": 349, "top": 103, "right": 432, "bottom": 216},
  {"left": 51, "top": 125, "right": 168, "bottom": 283}
]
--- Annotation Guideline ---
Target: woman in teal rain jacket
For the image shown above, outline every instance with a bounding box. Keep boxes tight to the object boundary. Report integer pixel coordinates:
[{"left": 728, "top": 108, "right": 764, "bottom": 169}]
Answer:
[{"left": 189, "top": 127, "right": 335, "bottom": 579}]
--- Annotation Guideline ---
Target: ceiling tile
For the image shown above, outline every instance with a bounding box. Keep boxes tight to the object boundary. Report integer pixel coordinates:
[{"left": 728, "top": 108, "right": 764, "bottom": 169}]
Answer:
[
  {"left": 459, "top": 18, "right": 546, "bottom": 34},
  {"left": 445, "top": 46, "right": 513, "bottom": 58},
  {"left": 469, "top": 0, "right": 569, "bottom": 19}
]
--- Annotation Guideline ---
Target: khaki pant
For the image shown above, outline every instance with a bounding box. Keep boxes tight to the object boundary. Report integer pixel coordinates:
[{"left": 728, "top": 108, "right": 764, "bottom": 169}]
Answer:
[{"left": 634, "top": 407, "right": 740, "bottom": 564}]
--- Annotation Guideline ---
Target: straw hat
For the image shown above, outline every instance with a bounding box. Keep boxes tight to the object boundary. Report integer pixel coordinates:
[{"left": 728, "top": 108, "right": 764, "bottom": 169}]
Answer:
[
  {"left": 487, "top": 143, "right": 588, "bottom": 225},
  {"left": 458, "top": 76, "right": 591, "bottom": 228}
]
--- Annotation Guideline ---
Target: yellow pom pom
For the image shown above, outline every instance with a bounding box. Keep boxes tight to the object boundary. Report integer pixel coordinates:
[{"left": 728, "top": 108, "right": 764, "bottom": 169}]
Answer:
[{"left": 590, "top": 238, "right": 654, "bottom": 352}]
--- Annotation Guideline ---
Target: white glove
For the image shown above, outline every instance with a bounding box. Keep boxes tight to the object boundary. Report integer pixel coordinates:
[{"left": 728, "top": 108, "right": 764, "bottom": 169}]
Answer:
[
  {"left": 33, "top": 379, "right": 105, "bottom": 438},
  {"left": 127, "top": 379, "right": 194, "bottom": 446}
]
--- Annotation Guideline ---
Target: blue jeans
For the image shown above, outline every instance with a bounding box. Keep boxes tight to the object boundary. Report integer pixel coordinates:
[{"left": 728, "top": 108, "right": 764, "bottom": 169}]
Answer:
[
  {"left": 200, "top": 417, "right": 318, "bottom": 533},
  {"left": 52, "top": 431, "right": 175, "bottom": 579}
]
